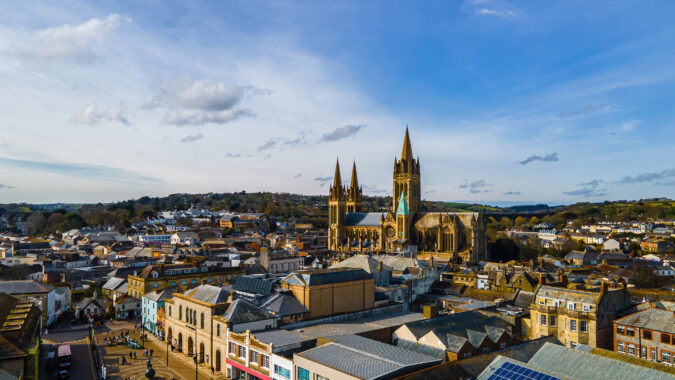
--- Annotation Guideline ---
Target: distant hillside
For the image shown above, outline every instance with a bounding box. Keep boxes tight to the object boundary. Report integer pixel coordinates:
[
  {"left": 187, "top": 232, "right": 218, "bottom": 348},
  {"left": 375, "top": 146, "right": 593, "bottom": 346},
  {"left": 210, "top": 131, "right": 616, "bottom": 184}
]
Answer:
[{"left": 1, "top": 194, "right": 672, "bottom": 235}]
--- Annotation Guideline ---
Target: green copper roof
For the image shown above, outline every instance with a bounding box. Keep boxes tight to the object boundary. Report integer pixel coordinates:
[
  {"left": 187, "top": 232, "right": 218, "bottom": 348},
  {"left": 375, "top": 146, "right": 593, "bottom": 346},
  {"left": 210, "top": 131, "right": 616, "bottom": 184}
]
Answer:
[{"left": 396, "top": 191, "right": 409, "bottom": 215}]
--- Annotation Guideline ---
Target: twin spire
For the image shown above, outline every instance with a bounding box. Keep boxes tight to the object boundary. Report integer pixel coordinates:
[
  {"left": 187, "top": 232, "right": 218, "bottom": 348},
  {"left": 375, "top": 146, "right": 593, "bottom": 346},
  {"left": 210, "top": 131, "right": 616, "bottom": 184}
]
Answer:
[{"left": 332, "top": 158, "right": 359, "bottom": 190}]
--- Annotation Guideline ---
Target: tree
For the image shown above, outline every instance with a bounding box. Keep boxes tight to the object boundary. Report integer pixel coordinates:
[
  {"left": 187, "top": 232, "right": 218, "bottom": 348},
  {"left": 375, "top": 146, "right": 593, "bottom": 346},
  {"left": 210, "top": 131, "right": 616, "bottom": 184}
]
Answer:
[
  {"left": 26, "top": 213, "right": 47, "bottom": 235},
  {"left": 514, "top": 216, "right": 526, "bottom": 227},
  {"left": 499, "top": 217, "right": 513, "bottom": 230},
  {"left": 529, "top": 216, "right": 540, "bottom": 225}
]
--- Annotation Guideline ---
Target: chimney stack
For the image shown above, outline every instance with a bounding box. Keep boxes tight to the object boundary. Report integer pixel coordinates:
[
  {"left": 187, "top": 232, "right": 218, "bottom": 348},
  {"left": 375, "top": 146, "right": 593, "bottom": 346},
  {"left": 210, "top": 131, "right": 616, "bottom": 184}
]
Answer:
[
  {"left": 561, "top": 273, "right": 568, "bottom": 285},
  {"left": 539, "top": 274, "right": 547, "bottom": 286}
]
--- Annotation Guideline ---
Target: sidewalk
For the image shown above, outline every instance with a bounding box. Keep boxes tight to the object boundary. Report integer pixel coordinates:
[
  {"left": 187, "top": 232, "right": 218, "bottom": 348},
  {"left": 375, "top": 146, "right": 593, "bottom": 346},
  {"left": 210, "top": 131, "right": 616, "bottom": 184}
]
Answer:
[{"left": 101, "top": 321, "right": 228, "bottom": 380}]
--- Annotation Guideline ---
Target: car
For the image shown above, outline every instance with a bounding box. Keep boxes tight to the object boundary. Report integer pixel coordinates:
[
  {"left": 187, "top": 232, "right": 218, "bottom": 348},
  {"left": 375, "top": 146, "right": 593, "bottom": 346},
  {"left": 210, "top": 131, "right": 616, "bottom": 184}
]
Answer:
[{"left": 57, "top": 369, "right": 69, "bottom": 379}]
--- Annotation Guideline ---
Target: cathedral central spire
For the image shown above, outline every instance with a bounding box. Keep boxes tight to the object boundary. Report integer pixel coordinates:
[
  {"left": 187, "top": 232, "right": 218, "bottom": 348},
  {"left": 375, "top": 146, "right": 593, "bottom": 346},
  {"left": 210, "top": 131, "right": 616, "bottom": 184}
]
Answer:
[{"left": 401, "top": 126, "right": 413, "bottom": 161}]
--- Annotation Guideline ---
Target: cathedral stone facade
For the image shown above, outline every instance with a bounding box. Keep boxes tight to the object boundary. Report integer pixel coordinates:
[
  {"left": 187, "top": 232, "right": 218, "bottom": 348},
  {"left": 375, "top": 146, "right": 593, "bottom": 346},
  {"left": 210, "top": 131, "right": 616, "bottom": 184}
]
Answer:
[{"left": 328, "top": 128, "right": 487, "bottom": 263}]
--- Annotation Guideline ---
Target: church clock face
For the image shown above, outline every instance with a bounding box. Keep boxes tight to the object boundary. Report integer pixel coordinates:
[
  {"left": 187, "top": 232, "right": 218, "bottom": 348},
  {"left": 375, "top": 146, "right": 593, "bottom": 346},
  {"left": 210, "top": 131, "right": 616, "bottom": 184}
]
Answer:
[{"left": 385, "top": 226, "right": 396, "bottom": 240}]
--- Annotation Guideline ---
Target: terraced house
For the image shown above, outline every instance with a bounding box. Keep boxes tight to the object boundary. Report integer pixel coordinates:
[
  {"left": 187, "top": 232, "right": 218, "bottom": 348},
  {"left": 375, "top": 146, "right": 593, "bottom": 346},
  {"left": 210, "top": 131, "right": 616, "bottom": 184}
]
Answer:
[
  {"left": 528, "top": 279, "right": 632, "bottom": 349},
  {"left": 613, "top": 306, "right": 675, "bottom": 365}
]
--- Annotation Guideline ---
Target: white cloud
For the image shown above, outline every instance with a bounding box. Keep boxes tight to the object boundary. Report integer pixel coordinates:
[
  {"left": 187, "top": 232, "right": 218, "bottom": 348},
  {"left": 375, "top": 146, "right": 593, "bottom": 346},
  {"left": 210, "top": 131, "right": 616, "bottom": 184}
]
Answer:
[
  {"left": 462, "top": 0, "right": 520, "bottom": 19},
  {"left": 148, "top": 79, "right": 260, "bottom": 126},
  {"left": 6, "top": 14, "right": 127, "bottom": 63},
  {"left": 72, "top": 104, "right": 129, "bottom": 126}
]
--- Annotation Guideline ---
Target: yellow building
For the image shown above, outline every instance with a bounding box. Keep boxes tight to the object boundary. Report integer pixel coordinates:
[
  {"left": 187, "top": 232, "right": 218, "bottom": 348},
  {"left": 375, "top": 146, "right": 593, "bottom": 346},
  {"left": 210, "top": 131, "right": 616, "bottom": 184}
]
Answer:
[
  {"left": 127, "top": 264, "right": 244, "bottom": 299},
  {"left": 527, "top": 279, "right": 632, "bottom": 349},
  {"left": 280, "top": 268, "right": 375, "bottom": 319},
  {"left": 442, "top": 268, "right": 477, "bottom": 288},
  {"left": 327, "top": 128, "right": 487, "bottom": 262}
]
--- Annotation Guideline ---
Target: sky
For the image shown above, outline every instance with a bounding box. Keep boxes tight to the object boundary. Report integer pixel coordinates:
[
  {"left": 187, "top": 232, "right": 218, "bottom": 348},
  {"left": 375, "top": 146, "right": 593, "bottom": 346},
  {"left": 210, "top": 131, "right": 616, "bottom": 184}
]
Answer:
[{"left": 1, "top": 1, "right": 674, "bottom": 205}]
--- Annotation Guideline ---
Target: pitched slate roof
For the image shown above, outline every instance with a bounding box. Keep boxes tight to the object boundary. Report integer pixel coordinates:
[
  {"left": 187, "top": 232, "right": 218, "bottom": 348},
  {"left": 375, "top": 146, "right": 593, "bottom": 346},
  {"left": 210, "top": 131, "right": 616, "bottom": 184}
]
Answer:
[
  {"left": 183, "top": 285, "right": 230, "bottom": 304},
  {"left": 535, "top": 285, "right": 598, "bottom": 304},
  {"left": 102, "top": 277, "right": 126, "bottom": 291},
  {"left": 297, "top": 334, "right": 439, "bottom": 380},
  {"left": 345, "top": 212, "right": 383, "bottom": 227},
  {"left": 283, "top": 268, "right": 373, "bottom": 286},
  {"left": 330, "top": 255, "right": 392, "bottom": 273},
  {"left": 523, "top": 342, "right": 674, "bottom": 380},
  {"left": 261, "top": 291, "right": 308, "bottom": 317},
  {"left": 233, "top": 276, "right": 274, "bottom": 296},
  {"left": 614, "top": 308, "right": 675, "bottom": 334},
  {"left": 221, "top": 298, "right": 276, "bottom": 324},
  {"left": 0, "top": 280, "right": 54, "bottom": 294}
]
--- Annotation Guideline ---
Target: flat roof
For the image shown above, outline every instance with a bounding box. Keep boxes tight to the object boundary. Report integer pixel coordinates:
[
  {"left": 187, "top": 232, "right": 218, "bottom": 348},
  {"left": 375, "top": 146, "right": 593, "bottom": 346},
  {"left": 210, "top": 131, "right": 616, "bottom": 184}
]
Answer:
[{"left": 282, "top": 311, "right": 424, "bottom": 338}]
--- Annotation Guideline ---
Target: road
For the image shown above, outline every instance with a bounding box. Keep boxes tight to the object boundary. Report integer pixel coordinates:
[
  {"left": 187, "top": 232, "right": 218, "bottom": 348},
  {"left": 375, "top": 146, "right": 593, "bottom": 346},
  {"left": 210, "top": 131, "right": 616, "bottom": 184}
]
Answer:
[{"left": 42, "top": 321, "right": 102, "bottom": 380}]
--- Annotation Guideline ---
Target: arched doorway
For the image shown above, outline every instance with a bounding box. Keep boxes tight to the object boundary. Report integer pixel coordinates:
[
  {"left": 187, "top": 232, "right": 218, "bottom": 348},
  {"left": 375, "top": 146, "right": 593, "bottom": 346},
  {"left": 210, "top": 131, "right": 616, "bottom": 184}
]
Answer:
[
  {"left": 188, "top": 337, "right": 193, "bottom": 356},
  {"left": 199, "top": 343, "right": 205, "bottom": 363},
  {"left": 215, "top": 350, "right": 221, "bottom": 372},
  {"left": 178, "top": 333, "right": 183, "bottom": 352}
]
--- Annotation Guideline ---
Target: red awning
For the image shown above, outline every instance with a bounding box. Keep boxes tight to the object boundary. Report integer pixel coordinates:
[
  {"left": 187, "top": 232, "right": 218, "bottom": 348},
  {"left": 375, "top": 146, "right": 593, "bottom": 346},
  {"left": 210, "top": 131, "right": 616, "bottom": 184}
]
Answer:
[{"left": 226, "top": 358, "right": 271, "bottom": 380}]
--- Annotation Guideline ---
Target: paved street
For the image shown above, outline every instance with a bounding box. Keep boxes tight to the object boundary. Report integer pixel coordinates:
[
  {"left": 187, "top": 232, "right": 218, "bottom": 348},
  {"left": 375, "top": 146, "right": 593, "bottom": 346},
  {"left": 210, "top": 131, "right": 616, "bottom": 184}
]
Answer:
[{"left": 97, "top": 322, "right": 227, "bottom": 380}]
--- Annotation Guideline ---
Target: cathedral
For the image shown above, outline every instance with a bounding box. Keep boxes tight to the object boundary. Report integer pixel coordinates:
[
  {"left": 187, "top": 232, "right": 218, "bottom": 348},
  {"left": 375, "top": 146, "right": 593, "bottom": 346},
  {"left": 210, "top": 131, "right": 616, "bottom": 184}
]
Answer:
[{"left": 327, "top": 128, "right": 487, "bottom": 263}]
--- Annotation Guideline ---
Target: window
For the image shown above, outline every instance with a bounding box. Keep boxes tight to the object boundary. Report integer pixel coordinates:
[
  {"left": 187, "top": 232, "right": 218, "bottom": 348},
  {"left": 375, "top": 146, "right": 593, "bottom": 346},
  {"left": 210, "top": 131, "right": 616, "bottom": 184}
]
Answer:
[
  {"left": 642, "top": 347, "right": 647, "bottom": 358},
  {"left": 200, "top": 313, "right": 204, "bottom": 329},
  {"left": 298, "top": 367, "right": 310, "bottom": 380},
  {"left": 317, "top": 376, "right": 329, "bottom": 380},
  {"left": 550, "top": 316, "right": 557, "bottom": 327},
  {"left": 216, "top": 324, "right": 220, "bottom": 337},
  {"left": 662, "top": 351, "right": 671, "bottom": 363},
  {"left": 261, "top": 354, "right": 269, "bottom": 368},
  {"left": 274, "top": 364, "right": 290, "bottom": 379},
  {"left": 182, "top": 281, "right": 187, "bottom": 285},
  {"left": 580, "top": 321, "right": 587, "bottom": 333},
  {"left": 250, "top": 350, "right": 259, "bottom": 363},
  {"left": 179, "top": 305, "right": 182, "bottom": 319},
  {"left": 662, "top": 333, "right": 671, "bottom": 344},
  {"left": 617, "top": 326, "right": 625, "bottom": 335},
  {"left": 627, "top": 344, "right": 635, "bottom": 355},
  {"left": 553, "top": 300, "right": 561, "bottom": 307},
  {"left": 540, "top": 314, "right": 547, "bottom": 326},
  {"left": 239, "top": 346, "right": 246, "bottom": 359},
  {"left": 500, "top": 342, "right": 507, "bottom": 349},
  {"left": 464, "top": 352, "right": 472, "bottom": 358},
  {"left": 618, "top": 342, "right": 625, "bottom": 353},
  {"left": 626, "top": 327, "right": 635, "bottom": 336},
  {"left": 643, "top": 330, "right": 652, "bottom": 340},
  {"left": 567, "top": 302, "right": 575, "bottom": 311},
  {"left": 229, "top": 342, "right": 236, "bottom": 355},
  {"left": 171, "top": 281, "right": 176, "bottom": 286},
  {"left": 651, "top": 348, "right": 656, "bottom": 361},
  {"left": 582, "top": 305, "right": 590, "bottom": 312},
  {"left": 570, "top": 320, "right": 577, "bottom": 332},
  {"left": 192, "top": 279, "right": 197, "bottom": 284},
  {"left": 482, "top": 346, "right": 490, "bottom": 353}
]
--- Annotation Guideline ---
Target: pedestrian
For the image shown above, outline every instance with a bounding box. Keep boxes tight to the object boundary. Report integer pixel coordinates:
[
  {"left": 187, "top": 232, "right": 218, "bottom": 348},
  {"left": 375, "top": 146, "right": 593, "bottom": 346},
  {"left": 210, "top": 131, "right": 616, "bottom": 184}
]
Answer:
[
  {"left": 129, "top": 351, "right": 132, "bottom": 359},
  {"left": 150, "top": 349, "right": 153, "bottom": 357},
  {"left": 211, "top": 367, "right": 214, "bottom": 375},
  {"left": 133, "top": 351, "right": 137, "bottom": 359}
]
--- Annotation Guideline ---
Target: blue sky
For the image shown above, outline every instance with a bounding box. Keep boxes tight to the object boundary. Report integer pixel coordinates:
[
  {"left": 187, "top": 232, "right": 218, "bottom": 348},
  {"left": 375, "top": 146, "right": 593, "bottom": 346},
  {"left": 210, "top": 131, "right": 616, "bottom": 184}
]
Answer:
[{"left": 0, "top": 1, "right": 674, "bottom": 204}]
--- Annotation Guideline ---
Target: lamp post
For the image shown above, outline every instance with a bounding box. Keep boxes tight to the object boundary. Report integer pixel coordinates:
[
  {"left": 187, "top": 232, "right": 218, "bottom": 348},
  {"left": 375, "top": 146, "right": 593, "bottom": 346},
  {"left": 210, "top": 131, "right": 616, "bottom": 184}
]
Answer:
[{"left": 193, "top": 353, "right": 198, "bottom": 380}]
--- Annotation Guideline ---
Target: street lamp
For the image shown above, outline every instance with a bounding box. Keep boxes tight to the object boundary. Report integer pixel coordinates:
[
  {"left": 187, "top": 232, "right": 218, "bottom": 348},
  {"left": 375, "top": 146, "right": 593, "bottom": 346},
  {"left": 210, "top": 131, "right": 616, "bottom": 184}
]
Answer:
[
  {"left": 193, "top": 353, "right": 198, "bottom": 380},
  {"left": 166, "top": 334, "right": 171, "bottom": 367}
]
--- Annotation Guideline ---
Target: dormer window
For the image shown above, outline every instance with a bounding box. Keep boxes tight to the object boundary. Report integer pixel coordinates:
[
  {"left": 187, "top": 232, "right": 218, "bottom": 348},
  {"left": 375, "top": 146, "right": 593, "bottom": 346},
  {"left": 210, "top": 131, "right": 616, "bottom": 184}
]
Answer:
[{"left": 567, "top": 302, "right": 575, "bottom": 311}]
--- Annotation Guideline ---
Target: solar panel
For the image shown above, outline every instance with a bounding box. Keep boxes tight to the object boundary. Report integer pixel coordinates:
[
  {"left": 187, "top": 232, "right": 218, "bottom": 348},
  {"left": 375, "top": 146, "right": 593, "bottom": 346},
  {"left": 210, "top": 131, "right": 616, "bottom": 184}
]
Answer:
[{"left": 486, "top": 361, "right": 561, "bottom": 380}]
